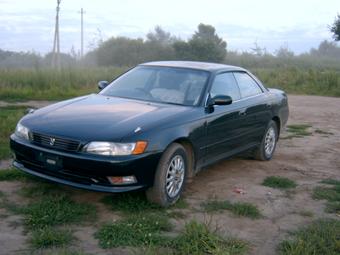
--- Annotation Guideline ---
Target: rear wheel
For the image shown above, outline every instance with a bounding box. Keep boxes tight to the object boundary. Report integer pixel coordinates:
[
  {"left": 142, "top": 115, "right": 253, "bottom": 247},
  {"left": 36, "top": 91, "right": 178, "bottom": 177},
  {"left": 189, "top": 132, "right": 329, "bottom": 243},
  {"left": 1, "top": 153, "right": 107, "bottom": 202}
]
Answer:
[
  {"left": 146, "top": 143, "right": 187, "bottom": 207},
  {"left": 254, "top": 120, "right": 278, "bottom": 161}
]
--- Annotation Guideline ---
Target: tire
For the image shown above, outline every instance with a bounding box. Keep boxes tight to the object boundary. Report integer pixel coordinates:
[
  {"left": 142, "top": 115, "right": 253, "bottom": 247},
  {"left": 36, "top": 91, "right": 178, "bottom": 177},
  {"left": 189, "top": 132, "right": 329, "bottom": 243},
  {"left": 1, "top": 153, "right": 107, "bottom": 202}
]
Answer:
[
  {"left": 254, "top": 120, "right": 278, "bottom": 161},
  {"left": 146, "top": 143, "right": 188, "bottom": 207}
]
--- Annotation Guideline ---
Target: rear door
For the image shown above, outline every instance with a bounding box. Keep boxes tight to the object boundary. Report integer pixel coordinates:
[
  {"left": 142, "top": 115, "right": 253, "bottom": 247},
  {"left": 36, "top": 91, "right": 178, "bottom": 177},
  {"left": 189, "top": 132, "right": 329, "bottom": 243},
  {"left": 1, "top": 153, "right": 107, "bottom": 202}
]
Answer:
[{"left": 232, "top": 71, "right": 272, "bottom": 145}]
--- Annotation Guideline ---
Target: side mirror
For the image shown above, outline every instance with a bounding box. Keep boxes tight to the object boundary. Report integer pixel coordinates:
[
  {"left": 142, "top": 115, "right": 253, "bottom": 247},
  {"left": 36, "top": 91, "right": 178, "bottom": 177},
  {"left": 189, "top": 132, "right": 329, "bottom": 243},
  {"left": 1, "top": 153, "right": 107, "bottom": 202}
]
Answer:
[
  {"left": 98, "top": 81, "right": 109, "bottom": 90},
  {"left": 25, "top": 108, "right": 36, "bottom": 114},
  {"left": 209, "top": 95, "right": 233, "bottom": 106}
]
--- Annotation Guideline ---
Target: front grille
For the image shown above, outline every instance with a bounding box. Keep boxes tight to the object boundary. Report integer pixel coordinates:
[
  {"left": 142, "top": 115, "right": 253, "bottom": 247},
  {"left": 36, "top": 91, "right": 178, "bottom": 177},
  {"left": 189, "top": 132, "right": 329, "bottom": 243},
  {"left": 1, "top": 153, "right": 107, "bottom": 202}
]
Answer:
[{"left": 31, "top": 132, "right": 81, "bottom": 152}]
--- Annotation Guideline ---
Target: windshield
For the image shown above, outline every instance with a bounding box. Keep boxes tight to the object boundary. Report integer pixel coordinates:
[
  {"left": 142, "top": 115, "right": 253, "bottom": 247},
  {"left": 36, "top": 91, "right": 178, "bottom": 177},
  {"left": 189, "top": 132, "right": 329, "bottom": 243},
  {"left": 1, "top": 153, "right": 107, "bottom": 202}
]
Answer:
[{"left": 100, "top": 66, "right": 209, "bottom": 106}]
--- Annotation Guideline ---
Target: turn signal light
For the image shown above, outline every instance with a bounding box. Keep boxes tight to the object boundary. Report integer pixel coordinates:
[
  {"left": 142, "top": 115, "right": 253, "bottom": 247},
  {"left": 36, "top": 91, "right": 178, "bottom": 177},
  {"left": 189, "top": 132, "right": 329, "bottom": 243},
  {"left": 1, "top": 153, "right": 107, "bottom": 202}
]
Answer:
[{"left": 132, "top": 141, "right": 148, "bottom": 155}]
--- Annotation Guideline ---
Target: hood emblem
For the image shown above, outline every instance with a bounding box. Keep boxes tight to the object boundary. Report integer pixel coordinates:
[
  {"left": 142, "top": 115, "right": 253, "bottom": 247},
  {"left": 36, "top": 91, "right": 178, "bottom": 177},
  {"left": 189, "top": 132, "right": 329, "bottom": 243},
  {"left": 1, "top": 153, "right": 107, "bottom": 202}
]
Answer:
[{"left": 49, "top": 138, "right": 56, "bottom": 146}]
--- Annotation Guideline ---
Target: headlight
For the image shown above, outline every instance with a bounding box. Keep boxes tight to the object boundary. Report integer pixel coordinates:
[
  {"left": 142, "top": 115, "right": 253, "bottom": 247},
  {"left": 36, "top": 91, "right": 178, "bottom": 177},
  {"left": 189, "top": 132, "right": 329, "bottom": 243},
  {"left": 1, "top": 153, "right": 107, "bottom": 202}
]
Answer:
[
  {"left": 15, "top": 123, "right": 30, "bottom": 140},
  {"left": 83, "top": 141, "right": 147, "bottom": 156}
]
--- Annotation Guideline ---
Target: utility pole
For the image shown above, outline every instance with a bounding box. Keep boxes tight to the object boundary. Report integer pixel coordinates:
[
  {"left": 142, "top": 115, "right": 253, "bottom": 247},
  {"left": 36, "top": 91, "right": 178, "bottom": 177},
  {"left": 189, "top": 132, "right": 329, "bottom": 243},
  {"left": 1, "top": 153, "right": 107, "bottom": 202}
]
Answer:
[
  {"left": 52, "top": 0, "right": 61, "bottom": 69},
  {"left": 80, "top": 8, "right": 85, "bottom": 59}
]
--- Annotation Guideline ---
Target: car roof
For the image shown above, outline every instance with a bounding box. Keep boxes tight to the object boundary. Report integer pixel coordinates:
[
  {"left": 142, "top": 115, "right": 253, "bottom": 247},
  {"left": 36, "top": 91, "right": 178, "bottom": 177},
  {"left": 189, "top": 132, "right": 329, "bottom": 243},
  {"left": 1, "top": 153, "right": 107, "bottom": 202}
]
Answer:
[{"left": 140, "top": 61, "right": 245, "bottom": 72}]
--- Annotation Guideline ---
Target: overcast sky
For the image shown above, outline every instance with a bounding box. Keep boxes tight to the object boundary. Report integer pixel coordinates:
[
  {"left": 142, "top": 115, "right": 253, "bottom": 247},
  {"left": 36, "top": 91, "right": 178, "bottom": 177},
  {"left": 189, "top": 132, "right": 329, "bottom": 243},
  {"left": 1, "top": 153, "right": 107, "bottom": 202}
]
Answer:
[{"left": 0, "top": 0, "right": 338, "bottom": 55}]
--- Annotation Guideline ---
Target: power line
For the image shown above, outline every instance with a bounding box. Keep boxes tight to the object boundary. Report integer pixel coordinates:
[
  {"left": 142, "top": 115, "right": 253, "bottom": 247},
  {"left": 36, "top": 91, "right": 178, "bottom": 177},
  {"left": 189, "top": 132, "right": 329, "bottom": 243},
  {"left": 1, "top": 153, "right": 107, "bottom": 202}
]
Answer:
[
  {"left": 52, "top": 0, "right": 61, "bottom": 69},
  {"left": 79, "top": 8, "right": 85, "bottom": 59}
]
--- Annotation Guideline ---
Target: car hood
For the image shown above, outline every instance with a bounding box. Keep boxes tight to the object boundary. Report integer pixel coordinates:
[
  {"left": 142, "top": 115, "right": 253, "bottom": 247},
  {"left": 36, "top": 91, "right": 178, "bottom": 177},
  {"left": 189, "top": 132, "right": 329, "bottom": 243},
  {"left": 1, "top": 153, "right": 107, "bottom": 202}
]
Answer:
[{"left": 21, "top": 94, "right": 195, "bottom": 142}]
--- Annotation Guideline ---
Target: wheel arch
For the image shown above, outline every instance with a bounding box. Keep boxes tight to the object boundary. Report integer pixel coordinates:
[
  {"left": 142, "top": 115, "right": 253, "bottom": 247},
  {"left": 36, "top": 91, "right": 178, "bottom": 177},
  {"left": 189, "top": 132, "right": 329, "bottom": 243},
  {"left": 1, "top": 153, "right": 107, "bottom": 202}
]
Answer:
[
  {"left": 172, "top": 137, "right": 196, "bottom": 180},
  {"left": 272, "top": 116, "right": 281, "bottom": 137}
]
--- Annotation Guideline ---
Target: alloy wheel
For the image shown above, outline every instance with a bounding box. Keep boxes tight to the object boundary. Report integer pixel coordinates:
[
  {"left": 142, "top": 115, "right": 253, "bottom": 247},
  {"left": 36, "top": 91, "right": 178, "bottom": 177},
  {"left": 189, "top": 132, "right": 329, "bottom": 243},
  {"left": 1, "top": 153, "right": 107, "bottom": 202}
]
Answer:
[{"left": 166, "top": 155, "right": 185, "bottom": 198}]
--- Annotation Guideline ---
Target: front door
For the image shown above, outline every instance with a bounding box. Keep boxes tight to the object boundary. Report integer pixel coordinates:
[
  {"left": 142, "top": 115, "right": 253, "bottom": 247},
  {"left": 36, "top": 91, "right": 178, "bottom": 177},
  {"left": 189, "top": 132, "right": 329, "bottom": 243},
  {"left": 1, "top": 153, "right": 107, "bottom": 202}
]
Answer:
[{"left": 204, "top": 72, "right": 245, "bottom": 163}]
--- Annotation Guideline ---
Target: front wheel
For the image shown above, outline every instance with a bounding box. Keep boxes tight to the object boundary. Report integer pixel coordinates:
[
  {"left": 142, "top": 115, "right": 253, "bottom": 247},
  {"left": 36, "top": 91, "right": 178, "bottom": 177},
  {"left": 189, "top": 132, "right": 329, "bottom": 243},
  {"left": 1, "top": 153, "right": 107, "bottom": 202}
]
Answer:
[
  {"left": 146, "top": 143, "right": 187, "bottom": 207},
  {"left": 254, "top": 120, "right": 278, "bottom": 161}
]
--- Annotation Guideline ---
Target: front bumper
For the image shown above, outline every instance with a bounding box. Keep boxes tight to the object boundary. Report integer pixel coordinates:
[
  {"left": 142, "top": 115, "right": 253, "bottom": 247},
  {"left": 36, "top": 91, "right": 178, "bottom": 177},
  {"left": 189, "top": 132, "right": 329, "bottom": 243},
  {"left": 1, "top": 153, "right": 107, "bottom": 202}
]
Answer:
[{"left": 10, "top": 134, "right": 162, "bottom": 193}]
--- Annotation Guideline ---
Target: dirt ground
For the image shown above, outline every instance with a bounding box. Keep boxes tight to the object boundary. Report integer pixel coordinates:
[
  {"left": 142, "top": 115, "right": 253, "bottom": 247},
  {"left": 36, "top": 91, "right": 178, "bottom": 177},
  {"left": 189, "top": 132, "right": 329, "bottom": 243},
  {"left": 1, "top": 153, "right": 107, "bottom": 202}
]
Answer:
[{"left": 1, "top": 94, "right": 340, "bottom": 255}]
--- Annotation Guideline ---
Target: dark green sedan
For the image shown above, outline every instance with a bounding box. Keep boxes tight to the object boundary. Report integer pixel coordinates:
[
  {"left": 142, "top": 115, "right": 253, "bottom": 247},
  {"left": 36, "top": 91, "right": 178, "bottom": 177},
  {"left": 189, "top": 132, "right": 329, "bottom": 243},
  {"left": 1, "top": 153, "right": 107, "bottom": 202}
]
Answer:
[{"left": 11, "top": 61, "right": 289, "bottom": 206}]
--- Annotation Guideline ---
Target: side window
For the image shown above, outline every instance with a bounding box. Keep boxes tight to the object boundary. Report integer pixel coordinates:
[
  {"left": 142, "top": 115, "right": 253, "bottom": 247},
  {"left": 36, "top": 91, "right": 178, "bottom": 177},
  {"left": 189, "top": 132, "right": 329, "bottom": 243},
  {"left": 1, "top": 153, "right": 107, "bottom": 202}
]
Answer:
[
  {"left": 210, "top": 73, "right": 241, "bottom": 101},
  {"left": 233, "top": 72, "right": 262, "bottom": 98}
]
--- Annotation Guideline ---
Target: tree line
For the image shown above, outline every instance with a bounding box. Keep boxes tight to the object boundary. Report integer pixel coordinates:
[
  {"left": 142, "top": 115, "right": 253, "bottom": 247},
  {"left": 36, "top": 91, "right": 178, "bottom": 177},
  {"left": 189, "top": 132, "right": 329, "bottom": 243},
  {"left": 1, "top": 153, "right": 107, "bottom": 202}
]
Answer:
[
  {"left": 86, "top": 24, "right": 227, "bottom": 66},
  {"left": 0, "top": 17, "right": 339, "bottom": 69}
]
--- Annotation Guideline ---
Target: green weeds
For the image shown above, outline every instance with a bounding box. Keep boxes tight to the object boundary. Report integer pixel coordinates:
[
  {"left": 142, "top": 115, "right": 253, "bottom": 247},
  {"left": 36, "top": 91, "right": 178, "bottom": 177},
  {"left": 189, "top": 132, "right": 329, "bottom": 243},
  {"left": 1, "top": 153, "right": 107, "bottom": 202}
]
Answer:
[
  {"left": 313, "top": 179, "right": 340, "bottom": 214},
  {"left": 262, "top": 176, "right": 297, "bottom": 189},
  {"left": 201, "top": 200, "right": 261, "bottom": 219},
  {"left": 284, "top": 124, "right": 312, "bottom": 139},
  {"left": 170, "top": 220, "right": 248, "bottom": 255},
  {"left": 278, "top": 219, "right": 340, "bottom": 255},
  {"left": 0, "top": 106, "right": 27, "bottom": 159},
  {"left": 30, "top": 227, "right": 74, "bottom": 249},
  {"left": 95, "top": 213, "right": 171, "bottom": 248},
  {"left": 22, "top": 194, "right": 96, "bottom": 229},
  {"left": 0, "top": 168, "right": 31, "bottom": 181}
]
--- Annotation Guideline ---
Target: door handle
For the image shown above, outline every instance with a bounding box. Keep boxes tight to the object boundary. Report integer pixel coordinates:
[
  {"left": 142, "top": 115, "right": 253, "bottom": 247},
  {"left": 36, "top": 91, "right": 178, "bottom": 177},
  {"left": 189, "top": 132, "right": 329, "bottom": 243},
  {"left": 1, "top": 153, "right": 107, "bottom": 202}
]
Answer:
[{"left": 239, "top": 110, "right": 247, "bottom": 116}]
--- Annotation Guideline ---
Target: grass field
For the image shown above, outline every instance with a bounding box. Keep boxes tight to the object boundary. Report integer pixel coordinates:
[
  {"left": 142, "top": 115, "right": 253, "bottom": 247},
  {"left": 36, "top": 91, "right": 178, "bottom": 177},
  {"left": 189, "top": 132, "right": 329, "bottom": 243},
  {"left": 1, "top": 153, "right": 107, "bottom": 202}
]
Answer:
[
  {"left": 0, "top": 106, "right": 27, "bottom": 159},
  {"left": 313, "top": 179, "right": 340, "bottom": 215},
  {"left": 0, "top": 67, "right": 339, "bottom": 101},
  {"left": 278, "top": 219, "right": 340, "bottom": 255},
  {"left": 253, "top": 67, "right": 340, "bottom": 97},
  {"left": 1, "top": 97, "right": 340, "bottom": 254},
  {"left": 0, "top": 64, "right": 339, "bottom": 254},
  {"left": 262, "top": 176, "right": 297, "bottom": 189},
  {"left": 0, "top": 67, "right": 126, "bottom": 101},
  {"left": 201, "top": 200, "right": 261, "bottom": 219},
  {"left": 0, "top": 169, "right": 250, "bottom": 254}
]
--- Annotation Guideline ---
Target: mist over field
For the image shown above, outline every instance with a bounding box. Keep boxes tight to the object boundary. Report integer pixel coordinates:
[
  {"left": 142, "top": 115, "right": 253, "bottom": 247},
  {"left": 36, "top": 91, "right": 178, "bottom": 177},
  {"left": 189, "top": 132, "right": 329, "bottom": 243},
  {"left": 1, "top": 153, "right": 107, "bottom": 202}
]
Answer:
[
  {"left": 0, "top": 21, "right": 339, "bottom": 70},
  {"left": 1, "top": 23, "right": 340, "bottom": 101},
  {"left": 0, "top": 1, "right": 339, "bottom": 100}
]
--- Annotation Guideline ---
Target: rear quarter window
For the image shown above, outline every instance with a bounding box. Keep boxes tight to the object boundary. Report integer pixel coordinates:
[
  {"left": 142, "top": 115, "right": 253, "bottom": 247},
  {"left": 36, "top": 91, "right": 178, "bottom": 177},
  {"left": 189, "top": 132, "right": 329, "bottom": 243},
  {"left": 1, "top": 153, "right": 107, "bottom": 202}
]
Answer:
[{"left": 233, "top": 72, "right": 262, "bottom": 98}]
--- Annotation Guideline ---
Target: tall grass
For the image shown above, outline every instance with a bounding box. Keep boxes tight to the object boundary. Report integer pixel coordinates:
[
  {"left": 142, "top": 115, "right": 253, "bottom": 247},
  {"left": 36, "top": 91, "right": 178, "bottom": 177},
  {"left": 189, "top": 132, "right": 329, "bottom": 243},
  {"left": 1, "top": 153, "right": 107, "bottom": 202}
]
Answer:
[
  {"left": 0, "top": 106, "right": 27, "bottom": 159},
  {"left": 0, "top": 66, "right": 339, "bottom": 101},
  {"left": 278, "top": 219, "right": 340, "bottom": 255},
  {"left": 225, "top": 52, "right": 340, "bottom": 71},
  {"left": 253, "top": 67, "right": 340, "bottom": 97},
  {"left": 0, "top": 67, "right": 127, "bottom": 101}
]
